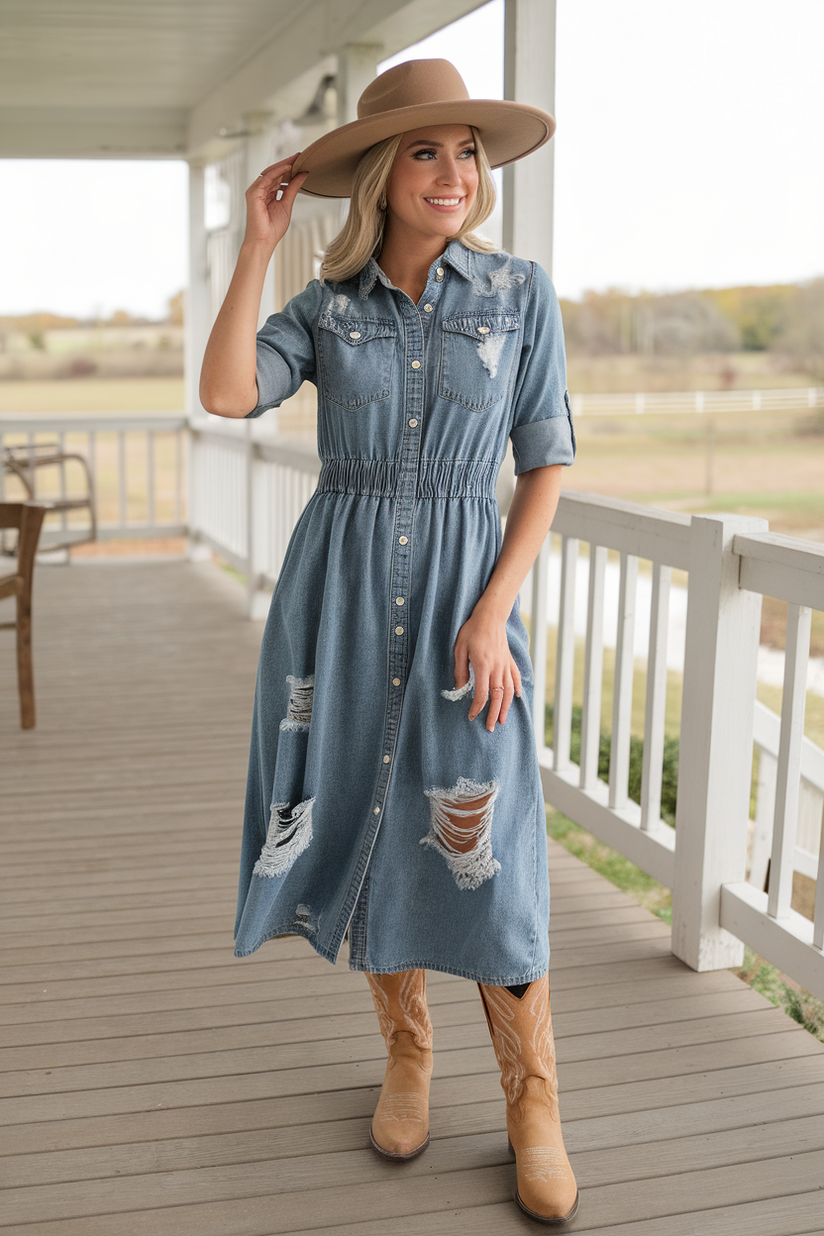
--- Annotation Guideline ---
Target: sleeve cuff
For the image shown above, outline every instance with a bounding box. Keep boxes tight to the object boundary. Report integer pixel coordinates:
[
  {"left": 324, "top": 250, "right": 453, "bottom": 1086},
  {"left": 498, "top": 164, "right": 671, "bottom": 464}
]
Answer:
[
  {"left": 245, "top": 343, "right": 293, "bottom": 418},
  {"left": 510, "top": 411, "right": 576, "bottom": 474}
]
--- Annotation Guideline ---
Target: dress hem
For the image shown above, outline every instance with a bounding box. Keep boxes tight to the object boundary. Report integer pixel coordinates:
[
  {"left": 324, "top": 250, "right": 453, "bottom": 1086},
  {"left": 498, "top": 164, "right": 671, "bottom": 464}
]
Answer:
[{"left": 234, "top": 923, "right": 550, "bottom": 985}]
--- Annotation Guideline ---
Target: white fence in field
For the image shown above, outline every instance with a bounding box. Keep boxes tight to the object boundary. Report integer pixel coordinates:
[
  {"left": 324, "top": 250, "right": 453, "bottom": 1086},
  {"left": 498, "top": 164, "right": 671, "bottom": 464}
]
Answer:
[
  {"left": 2, "top": 411, "right": 823, "bottom": 1000},
  {"left": 570, "top": 386, "right": 824, "bottom": 417}
]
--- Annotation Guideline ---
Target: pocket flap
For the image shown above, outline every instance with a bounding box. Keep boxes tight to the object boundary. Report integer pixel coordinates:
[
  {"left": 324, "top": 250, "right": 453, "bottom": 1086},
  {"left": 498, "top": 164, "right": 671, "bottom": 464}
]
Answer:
[
  {"left": 442, "top": 313, "right": 520, "bottom": 340},
  {"left": 319, "top": 315, "right": 397, "bottom": 346}
]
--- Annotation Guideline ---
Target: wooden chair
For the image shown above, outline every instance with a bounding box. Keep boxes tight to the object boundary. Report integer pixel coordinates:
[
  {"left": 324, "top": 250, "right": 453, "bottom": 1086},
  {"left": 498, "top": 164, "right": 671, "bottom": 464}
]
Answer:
[
  {"left": 3, "top": 442, "right": 96, "bottom": 553},
  {"left": 0, "top": 502, "right": 49, "bottom": 729}
]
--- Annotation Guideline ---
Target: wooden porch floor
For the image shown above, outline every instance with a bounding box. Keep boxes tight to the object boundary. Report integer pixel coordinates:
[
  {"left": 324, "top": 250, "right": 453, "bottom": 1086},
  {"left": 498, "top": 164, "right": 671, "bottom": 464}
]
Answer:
[{"left": 1, "top": 558, "right": 823, "bottom": 1235}]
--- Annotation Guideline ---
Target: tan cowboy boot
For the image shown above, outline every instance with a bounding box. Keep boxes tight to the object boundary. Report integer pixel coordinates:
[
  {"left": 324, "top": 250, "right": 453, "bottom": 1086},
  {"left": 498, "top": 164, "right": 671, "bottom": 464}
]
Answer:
[
  {"left": 477, "top": 974, "right": 579, "bottom": 1225},
  {"left": 364, "top": 969, "right": 434, "bottom": 1160}
]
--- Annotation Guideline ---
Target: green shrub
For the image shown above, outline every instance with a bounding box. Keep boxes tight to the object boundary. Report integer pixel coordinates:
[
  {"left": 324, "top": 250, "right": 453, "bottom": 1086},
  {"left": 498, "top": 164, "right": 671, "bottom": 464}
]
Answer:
[{"left": 545, "top": 703, "right": 679, "bottom": 826}]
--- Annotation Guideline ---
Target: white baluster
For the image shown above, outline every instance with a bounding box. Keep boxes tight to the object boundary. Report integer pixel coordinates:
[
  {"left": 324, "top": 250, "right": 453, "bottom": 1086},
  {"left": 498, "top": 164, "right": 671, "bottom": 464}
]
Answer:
[
  {"left": 580, "top": 543, "right": 606, "bottom": 789},
  {"left": 768, "top": 603, "right": 812, "bottom": 918},
  {"left": 530, "top": 535, "right": 549, "bottom": 746},
  {"left": 641, "top": 562, "right": 671, "bottom": 829},
  {"left": 749, "top": 746, "right": 777, "bottom": 890},
  {"left": 609, "top": 551, "right": 638, "bottom": 809},
  {"left": 553, "top": 535, "right": 578, "bottom": 771}
]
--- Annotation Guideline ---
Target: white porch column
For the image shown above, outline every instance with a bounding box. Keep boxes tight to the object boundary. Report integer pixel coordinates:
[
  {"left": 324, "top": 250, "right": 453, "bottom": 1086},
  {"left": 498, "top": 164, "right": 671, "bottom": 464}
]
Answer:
[
  {"left": 336, "top": 44, "right": 383, "bottom": 229},
  {"left": 672, "top": 514, "right": 767, "bottom": 971},
  {"left": 243, "top": 115, "right": 277, "bottom": 325},
  {"left": 502, "top": 0, "right": 556, "bottom": 273},
  {"left": 337, "top": 44, "right": 383, "bottom": 124},
  {"left": 185, "top": 161, "right": 212, "bottom": 562},
  {"left": 185, "top": 161, "right": 210, "bottom": 423}
]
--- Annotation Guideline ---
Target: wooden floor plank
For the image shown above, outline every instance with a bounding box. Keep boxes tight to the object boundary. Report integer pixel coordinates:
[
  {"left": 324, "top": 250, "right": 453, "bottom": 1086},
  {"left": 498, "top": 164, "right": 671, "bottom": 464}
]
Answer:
[
  {"left": 0, "top": 986, "right": 771, "bottom": 1072},
  {"left": 3, "top": 1151, "right": 824, "bottom": 1235},
  {"left": 1, "top": 560, "right": 823, "bottom": 1235},
  {"left": 3, "top": 1057, "right": 822, "bottom": 1161},
  {"left": 5, "top": 1085, "right": 824, "bottom": 1190}
]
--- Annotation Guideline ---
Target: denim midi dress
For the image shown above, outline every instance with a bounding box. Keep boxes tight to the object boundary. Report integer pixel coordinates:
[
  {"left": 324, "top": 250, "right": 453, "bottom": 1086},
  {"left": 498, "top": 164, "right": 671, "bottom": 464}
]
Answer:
[{"left": 233, "top": 239, "right": 575, "bottom": 984}]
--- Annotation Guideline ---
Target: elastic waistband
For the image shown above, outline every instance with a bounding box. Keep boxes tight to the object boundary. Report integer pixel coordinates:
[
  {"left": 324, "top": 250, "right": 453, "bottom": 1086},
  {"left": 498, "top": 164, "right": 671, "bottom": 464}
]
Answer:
[{"left": 317, "top": 457, "right": 498, "bottom": 500}]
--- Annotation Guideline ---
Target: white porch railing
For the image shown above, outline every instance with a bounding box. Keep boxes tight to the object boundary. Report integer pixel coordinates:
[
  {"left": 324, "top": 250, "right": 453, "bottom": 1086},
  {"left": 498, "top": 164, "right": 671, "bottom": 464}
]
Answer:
[
  {"left": 3, "top": 411, "right": 822, "bottom": 1000},
  {"left": 187, "top": 419, "right": 321, "bottom": 614},
  {"left": 0, "top": 415, "right": 187, "bottom": 547}
]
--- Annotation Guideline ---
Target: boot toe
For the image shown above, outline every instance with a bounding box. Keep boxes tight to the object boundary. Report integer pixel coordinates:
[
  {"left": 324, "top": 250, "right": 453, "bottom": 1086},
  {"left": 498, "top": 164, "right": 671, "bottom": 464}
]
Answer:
[
  {"left": 369, "top": 1125, "right": 430, "bottom": 1161},
  {"left": 515, "top": 1186, "right": 580, "bottom": 1226}
]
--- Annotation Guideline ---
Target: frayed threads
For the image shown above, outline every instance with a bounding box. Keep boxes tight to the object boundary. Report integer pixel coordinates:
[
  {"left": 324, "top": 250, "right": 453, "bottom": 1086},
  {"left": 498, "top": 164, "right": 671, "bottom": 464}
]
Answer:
[
  {"left": 285, "top": 674, "right": 314, "bottom": 725},
  {"left": 421, "top": 777, "right": 500, "bottom": 891},
  {"left": 254, "top": 798, "right": 316, "bottom": 878},
  {"left": 441, "top": 667, "right": 474, "bottom": 702},
  {"left": 477, "top": 331, "right": 507, "bottom": 379}
]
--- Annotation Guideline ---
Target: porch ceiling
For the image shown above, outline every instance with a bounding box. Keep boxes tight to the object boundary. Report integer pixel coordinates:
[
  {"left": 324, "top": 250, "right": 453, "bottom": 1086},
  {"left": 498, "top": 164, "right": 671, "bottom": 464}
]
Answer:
[{"left": 0, "top": 0, "right": 483, "bottom": 161}]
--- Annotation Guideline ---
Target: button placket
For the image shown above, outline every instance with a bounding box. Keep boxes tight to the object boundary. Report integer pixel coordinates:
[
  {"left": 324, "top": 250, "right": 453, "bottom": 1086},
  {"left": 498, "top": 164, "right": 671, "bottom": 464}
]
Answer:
[
  {"left": 370, "top": 301, "right": 425, "bottom": 835},
  {"left": 343, "top": 285, "right": 433, "bottom": 967}
]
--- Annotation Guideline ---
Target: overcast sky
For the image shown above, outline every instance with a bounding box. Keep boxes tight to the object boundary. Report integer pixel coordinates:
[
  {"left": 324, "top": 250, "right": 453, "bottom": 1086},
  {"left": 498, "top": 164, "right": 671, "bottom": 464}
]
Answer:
[{"left": 0, "top": 0, "right": 822, "bottom": 318}]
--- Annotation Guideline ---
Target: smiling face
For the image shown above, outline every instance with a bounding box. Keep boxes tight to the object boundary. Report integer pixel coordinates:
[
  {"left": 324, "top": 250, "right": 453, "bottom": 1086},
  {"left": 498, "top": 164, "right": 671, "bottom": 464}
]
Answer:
[{"left": 384, "top": 123, "right": 479, "bottom": 246}]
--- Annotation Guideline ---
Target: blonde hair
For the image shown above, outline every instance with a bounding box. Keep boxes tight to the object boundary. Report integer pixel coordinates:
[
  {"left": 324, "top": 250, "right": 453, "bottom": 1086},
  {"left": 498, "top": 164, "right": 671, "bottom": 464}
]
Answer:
[{"left": 320, "top": 127, "right": 497, "bottom": 284}]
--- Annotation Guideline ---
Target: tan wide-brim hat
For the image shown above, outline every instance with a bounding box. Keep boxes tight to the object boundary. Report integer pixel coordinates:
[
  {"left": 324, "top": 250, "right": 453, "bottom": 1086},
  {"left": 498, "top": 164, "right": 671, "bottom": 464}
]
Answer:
[{"left": 292, "top": 58, "right": 555, "bottom": 198}]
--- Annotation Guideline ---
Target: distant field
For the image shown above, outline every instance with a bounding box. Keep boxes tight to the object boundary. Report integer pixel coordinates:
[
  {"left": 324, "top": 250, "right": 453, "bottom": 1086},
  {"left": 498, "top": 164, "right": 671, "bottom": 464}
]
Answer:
[
  {"left": 567, "top": 409, "right": 824, "bottom": 539},
  {"left": 0, "top": 377, "right": 185, "bottom": 413},
  {"left": 566, "top": 350, "right": 819, "bottom": 394}
]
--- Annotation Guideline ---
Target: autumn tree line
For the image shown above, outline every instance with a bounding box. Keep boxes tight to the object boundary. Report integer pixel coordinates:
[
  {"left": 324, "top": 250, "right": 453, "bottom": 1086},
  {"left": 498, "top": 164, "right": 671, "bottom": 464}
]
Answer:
[{"left": 559, "top": 279, "right": 824, "bottom": 380}]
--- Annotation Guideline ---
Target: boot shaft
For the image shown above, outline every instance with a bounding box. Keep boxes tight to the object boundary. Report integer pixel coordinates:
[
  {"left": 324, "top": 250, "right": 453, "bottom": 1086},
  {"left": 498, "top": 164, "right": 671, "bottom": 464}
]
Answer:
[
  {"left": 365, "top": 968, "right": 433, "bottom": 1053},
  {"left": 477, "top": 973, "right": 559, "bottom": 1119}
]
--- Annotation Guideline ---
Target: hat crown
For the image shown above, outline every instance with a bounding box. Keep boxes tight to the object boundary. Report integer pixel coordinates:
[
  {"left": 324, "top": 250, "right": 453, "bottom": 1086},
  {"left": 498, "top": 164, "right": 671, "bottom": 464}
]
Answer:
[{"left": 357, "top": 59, "right": 470, "bottom": 120}]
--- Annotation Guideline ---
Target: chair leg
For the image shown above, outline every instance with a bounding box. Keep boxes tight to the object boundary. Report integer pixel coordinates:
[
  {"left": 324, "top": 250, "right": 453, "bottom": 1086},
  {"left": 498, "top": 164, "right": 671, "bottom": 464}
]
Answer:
[{"left": 16, "top": 590, "right": 35, "bottom": 729}]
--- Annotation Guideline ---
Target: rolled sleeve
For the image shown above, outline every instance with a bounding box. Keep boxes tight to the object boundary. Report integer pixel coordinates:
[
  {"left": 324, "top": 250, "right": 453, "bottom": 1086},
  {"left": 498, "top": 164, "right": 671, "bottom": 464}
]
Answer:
[
  {"left": 508, "top": 263, "right": 576, "bottom": 473},
  {"left": 246, "top": 279, "right": 322, "bottom": 418}
]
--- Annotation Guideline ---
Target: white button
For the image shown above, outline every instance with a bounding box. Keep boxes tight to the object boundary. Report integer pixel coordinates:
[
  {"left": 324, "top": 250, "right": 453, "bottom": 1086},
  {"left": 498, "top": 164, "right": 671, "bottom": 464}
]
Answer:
[
  {"left": 373, "top": 807, "right": 380, "bottom": 815},
  {"left": 435, "top": 268, "right": 444, "bottom": 280},
  {"left": 411, "top": 360, "right": 421, "bottom": 369},
  {"left": 395, "top": 596, "right": 404, "bottom": 606},
  {"left": 349, "top": 330, "right": 361, "bottom": 339},
  {"left": 399, "top": 536, "right": 408, "bottom": 544},
  {"left": 392, "top": 677, "right": 401, "bottom": 686},
  {"left": 477, "top": 325, "right": 490, "bottom": 334},
  {"left": 424, "top": 303, "right": 433, "bottom": 312},
  {"left": 383, "top": 755, "right": 391, "bottom": 764},
  {"left": 408, "top": 418, "right": 418, "bottom": 427},
  {"left": 395, "top": 625, "right": 404, "bottom": 635}
]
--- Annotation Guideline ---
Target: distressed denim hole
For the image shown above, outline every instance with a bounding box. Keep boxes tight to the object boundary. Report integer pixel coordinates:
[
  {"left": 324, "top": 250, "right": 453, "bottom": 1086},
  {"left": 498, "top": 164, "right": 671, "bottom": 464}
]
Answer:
[
  {"left": 281, "top": 674, "right": 314, "bottom": 732},
  {"left": 421, "top": 777, "right": 500, "bottom": 891},
  {"left": 254, "top": 797, "right": 316, "bottom": 878}
]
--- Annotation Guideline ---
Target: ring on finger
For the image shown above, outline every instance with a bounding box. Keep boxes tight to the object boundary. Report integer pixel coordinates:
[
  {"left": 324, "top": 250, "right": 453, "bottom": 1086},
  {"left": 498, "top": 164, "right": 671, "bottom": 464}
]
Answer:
[{"left": 490, "top": 685, "right": 504, "bottom": 692}]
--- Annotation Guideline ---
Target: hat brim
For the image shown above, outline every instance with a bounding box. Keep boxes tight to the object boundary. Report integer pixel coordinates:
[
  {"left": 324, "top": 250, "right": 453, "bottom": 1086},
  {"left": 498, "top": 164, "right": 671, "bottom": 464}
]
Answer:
[{"left": 291, "top": 99, "right": 554, "bottom": 198}]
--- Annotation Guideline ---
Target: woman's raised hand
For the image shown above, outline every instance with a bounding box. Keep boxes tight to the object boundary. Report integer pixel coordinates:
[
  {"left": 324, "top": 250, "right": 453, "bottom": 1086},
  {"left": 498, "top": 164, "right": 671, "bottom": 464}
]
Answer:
[{"left": 243, "top": 154, "right": 309, "bottom": 252}]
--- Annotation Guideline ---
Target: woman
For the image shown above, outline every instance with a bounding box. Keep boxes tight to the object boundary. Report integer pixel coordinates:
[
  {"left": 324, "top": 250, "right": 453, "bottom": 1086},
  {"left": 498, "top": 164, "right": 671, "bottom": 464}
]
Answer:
[{"left": 200, "top": 59, "right": 579, "bottom": 1226}]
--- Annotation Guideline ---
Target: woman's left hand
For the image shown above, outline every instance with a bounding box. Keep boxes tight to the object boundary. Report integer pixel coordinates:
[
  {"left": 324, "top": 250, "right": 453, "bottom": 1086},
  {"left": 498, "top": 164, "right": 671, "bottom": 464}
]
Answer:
[{"left": 453, "top": 603, "right": 522, "bottom": 731}]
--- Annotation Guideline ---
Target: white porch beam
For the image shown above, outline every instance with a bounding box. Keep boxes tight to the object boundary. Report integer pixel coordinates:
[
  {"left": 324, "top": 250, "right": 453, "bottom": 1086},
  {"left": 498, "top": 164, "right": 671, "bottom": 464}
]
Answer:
[
  {"left": 502, "top": 0, "right": 556, "bottom": 273},
  {"left": 0, "top": 106, "right": 187, "bottom": 160},
  {"left": 187, "top": 0, "right": 482, "bottom": 159}
]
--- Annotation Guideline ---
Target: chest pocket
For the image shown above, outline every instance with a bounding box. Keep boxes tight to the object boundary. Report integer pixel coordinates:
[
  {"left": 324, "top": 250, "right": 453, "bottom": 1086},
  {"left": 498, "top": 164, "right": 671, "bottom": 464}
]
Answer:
[
  {"left": 439, "top": 312, "right": 520, "bottom": 411},
  {"left": 318, "top": 314, "right": 397, "bottom": 409}
]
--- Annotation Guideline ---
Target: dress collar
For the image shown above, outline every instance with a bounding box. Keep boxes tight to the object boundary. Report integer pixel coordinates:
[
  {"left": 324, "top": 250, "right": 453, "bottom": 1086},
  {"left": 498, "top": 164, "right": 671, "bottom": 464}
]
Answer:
[{"left": 357, "top": 238, "right": 472, "bottom": 299}]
